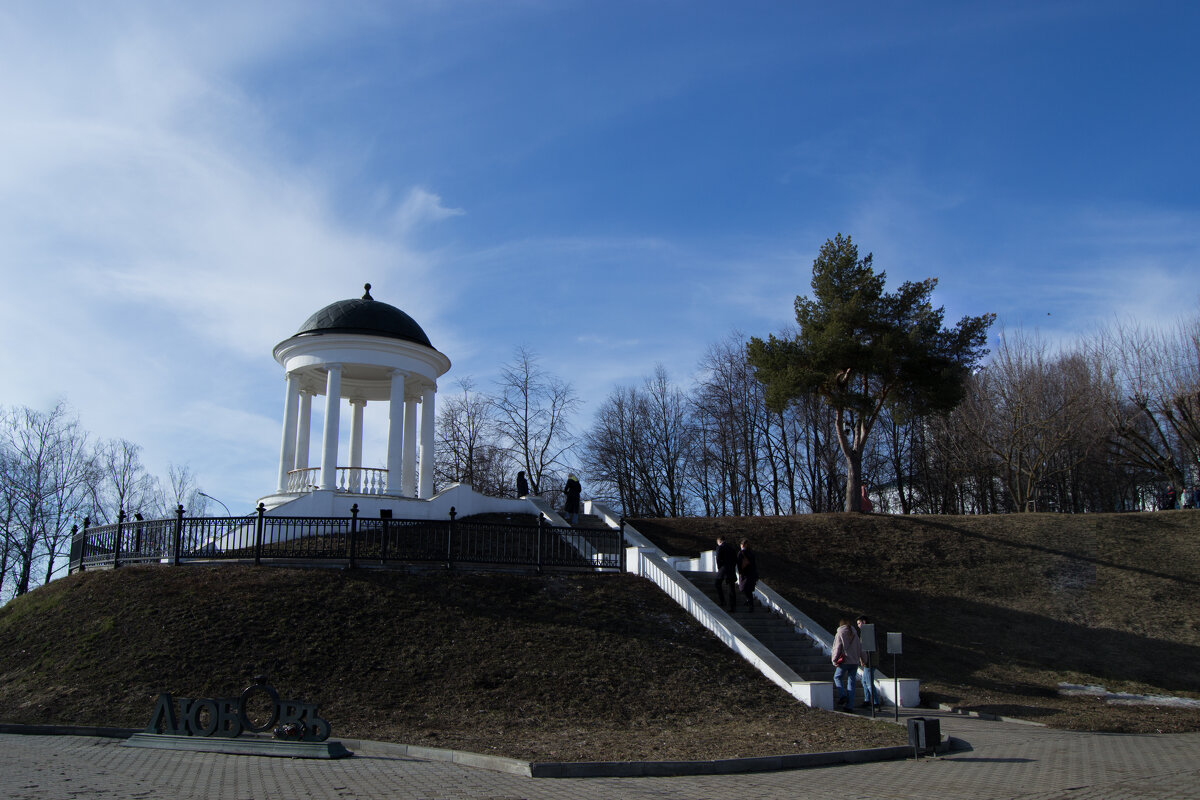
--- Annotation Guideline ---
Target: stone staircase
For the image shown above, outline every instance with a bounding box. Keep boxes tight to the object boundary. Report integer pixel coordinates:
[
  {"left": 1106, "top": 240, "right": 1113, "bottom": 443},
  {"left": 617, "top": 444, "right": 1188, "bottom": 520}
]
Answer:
[
  {"left": 566, "top": 513, "right": 622, "bottom": 564},
  {"left": 618, "top": 514, "right": 913, "bottom": 710},
  {"left": 679, "top": 570, "right": 835, "bottom": 683},
  {"left": 572, "top": 513, "right": 611, "bottom": 531}
]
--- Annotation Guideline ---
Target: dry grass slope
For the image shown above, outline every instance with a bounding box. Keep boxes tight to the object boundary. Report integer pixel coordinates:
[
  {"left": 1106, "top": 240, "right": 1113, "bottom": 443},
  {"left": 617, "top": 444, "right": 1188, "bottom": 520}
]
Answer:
[{"left": 0, "top": 564, "right": 902, "bottom": 761}]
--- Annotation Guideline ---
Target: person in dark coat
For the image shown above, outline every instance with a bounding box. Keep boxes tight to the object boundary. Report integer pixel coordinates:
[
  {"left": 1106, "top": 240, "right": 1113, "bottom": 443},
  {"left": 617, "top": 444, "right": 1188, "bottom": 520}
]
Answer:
[
  {"left": 516, "top": 471, "right": 529, "bottom": 498},
  {"left": 713, "top": 535, "right": 738, "bottom": 611},
  {"left": 737, "top": 538, "right": 759, "bottom": 612},
  {"left": 563, "top": 473, "right": 582, "bottom": 524}
]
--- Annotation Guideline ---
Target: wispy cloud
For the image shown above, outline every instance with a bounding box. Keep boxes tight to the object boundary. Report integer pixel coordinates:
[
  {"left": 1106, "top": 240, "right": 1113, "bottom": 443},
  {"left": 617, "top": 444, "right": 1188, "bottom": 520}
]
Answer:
[
  {"left": 0, "top": 4, "right": 452, "bottom": 504},
  {"left": 394, "top": 187, "right": 465, "bottom": 235}
]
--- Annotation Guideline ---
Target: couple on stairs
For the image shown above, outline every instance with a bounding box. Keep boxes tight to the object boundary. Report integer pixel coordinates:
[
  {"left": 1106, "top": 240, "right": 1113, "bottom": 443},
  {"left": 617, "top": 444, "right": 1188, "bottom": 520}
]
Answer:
[{"left": 713, "top": 535, "right": 758, "bottom": 612}]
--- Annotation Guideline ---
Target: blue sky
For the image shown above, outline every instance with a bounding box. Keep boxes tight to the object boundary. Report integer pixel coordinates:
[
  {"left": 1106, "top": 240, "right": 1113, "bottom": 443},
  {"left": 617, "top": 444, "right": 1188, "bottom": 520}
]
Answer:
[{"left": 1, "top": 1, "right": 1197, "bottom": 511}]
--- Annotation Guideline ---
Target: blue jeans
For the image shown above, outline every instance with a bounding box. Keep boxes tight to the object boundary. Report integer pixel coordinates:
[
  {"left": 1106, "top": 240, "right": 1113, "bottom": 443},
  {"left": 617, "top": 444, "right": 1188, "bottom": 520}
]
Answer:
[
  {"left": 834, "top": 664, "right": 858, "bottom": 708},
  {"left": 860, "top": 665, "right": 876, "bottom": 706}
]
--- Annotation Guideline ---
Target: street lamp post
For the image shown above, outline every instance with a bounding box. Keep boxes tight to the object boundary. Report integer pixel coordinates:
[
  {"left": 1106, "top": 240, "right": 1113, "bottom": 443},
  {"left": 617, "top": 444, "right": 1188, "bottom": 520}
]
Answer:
[{"left": 198, "top": 492, "right": 232, "bottom": 517}]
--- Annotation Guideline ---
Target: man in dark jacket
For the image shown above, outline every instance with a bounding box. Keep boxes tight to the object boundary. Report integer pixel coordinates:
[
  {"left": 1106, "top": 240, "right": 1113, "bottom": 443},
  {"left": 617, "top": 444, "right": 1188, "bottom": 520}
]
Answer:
[
  {"left": 563, "top": 474, "right": 582, "bottom": 524},
  {"left": 714, "top": 536, "right": 738, "bottom": 611},
  {"left": 737, "top": 539, "right": 759, "bottom": 612}
]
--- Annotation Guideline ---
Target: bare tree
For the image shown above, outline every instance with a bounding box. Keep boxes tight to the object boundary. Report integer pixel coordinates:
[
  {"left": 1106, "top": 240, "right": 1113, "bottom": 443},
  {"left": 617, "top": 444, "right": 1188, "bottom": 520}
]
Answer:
[
  {"left": 960, "top": 332, "right": 1102, "bottom": 511},
  {"left": 692, "top": 335, "right": 763, "bottom": 516},
  {"left": 1091, "top": 317, "right": 1200, "bottom": 505},
  {"left": 1, "top": 440, "right": 20, "bottom": 599},
  {"left": 783, "top": 393, "right": 843, "bottom": 513},
  {"left": 435, "top": 378, "right": 511, "bottom": 496},
  {"left": 41, "top": 415, "right": 95, "bottom": 584},
  {"left": 917, "top": 402, "right": 1000, "bottom": 514},
  {"left": 584, "top": 385, "right": 647, "bottom": 514},
  {"left": 492, "top": 347, "right": 580, "bottom": 496},
  {"left": 164, "top": 462, "right": 209, "bottom": 516},
  {"left": 90, "top": 438, "right": 159, "bottom": 524},
  {"left": 584, "top": 366, "right": 695, "bottom": 517},
  {"left": 0, "top": 403, "right": 94, "bottom": 598},
  {"left": 639, "top": 366, "right": 695, "bottom": 516}
]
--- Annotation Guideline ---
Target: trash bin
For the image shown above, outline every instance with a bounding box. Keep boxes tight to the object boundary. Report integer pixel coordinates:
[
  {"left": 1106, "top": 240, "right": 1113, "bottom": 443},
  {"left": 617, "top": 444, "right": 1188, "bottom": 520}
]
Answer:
[{"left": 906, "top": 717, "right": 940, "bottom": 755}]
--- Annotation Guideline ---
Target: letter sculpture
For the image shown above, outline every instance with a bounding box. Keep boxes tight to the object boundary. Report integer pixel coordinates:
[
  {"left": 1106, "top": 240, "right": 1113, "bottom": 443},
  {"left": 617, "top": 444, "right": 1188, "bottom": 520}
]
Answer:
[{"left": 144, "top": 676, "right": 331, "bottom": 742}]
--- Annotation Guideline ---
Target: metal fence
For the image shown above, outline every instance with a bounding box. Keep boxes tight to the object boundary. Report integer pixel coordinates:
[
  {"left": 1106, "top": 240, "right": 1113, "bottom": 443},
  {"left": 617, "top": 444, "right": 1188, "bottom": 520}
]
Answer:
[{"left": 68, "top": 504, "right": 625, "bottom": 574}]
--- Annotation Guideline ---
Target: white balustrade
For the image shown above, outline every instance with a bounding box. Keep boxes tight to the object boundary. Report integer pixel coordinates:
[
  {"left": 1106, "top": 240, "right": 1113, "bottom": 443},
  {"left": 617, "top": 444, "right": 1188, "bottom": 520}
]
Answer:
[
  {"left": 286, "top": 468, "right": 321, "bottom": 493},
  {"left": 286, "top": 466, "right": 389, "bottom": 495},
  {"left": 335, "top": 467, "right": 389, "bottom": 495}
]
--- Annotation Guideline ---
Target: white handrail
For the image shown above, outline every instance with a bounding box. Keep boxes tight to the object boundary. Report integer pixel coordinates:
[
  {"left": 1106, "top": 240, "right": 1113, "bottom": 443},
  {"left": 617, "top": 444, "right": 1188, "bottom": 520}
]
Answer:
[
  {"left": 622, "top": 523, "right": 920, "bottom": 709},
  {"left": 622, "top": 523, "right": 835, "bottom": 710}
]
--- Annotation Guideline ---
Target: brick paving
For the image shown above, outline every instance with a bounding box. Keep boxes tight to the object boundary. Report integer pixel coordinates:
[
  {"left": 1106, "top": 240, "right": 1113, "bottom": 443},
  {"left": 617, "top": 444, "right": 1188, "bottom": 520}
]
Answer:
[{"left": 3, "top": 710, "right": 1199, "bottom": 799}]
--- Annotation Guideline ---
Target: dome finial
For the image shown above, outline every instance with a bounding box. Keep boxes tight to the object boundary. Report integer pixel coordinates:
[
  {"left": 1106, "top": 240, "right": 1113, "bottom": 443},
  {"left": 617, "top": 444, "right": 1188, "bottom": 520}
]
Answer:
[{"left": 363, "top": 283, "right": 373, "bottom": 300}]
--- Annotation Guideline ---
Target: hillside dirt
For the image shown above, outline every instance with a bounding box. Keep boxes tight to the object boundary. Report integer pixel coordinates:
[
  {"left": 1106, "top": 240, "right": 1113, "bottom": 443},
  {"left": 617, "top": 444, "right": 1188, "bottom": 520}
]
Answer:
[{"left": 0, "top": 564, "right": 904, "bottom": 762}]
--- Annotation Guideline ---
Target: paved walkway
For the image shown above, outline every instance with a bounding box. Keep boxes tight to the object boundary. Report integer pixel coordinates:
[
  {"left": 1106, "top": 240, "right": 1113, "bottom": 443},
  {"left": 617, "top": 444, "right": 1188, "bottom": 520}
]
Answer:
[{"left": 3, "top": 710, "right": 1199, "bottom": 799}]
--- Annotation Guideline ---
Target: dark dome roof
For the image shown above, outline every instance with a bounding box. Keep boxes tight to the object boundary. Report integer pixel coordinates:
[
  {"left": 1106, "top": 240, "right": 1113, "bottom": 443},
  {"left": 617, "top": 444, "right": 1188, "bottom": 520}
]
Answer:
[{"left": 293, "top": 284, "right": 433, "bottom": 348}]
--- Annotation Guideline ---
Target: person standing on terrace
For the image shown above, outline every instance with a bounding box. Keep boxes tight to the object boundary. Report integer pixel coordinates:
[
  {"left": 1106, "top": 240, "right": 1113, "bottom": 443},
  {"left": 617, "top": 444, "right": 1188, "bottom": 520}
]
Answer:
[{"left": 563, "top": 473, "right": 582, "bottom": 525}]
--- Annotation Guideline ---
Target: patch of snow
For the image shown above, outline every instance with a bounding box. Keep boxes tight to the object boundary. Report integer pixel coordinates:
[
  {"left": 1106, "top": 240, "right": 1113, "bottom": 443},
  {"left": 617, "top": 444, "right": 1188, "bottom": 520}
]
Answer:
[
  {"left": 1047, "top": 559, "right": 1096, "bottom": 591},
  {"left": 1058, "top": 683, "right": 1200, "bottom": 709}
]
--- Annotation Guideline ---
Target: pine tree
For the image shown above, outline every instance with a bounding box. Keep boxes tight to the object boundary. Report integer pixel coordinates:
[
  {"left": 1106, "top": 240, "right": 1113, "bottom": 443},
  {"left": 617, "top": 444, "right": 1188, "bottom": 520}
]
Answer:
[{"left": 748, "top": 234, "right": 994, "bottom": 512}]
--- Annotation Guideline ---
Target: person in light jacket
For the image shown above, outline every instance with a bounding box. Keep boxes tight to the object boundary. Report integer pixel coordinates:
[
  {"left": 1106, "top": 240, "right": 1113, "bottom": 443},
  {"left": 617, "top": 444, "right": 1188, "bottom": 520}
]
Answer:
[{"left": 832, "top": 618, "right": 864, "bottom": 710}]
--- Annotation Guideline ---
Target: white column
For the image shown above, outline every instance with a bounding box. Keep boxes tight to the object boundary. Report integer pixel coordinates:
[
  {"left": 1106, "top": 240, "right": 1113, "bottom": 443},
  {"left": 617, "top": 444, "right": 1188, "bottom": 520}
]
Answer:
[
  {"left": 402, "top": 396, "right": 418, "bottom": 497},
  {"left": 419, "top": 386, "right": 436, "bottom": 499},
  {"left": 276, "top": 372, "right": 300, "bottom": 493},
  {"left": 386, "top": 371, "right": 406, "bottom": 495},
  {"left": 294, "top": 390, "right": 312, "bottom": 471},
  {"left": 348, "top": 399, "right": 366, "bottom": 493},
  {"left": 319, "top": 365, "right": 342, "bottom": 491}
]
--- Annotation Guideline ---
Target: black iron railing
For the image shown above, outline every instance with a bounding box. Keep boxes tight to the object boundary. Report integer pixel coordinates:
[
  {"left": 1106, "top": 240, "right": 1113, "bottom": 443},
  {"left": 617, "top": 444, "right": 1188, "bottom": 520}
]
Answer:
[{"left": 67, "top": 505, "right": 626, "bottom": 574}]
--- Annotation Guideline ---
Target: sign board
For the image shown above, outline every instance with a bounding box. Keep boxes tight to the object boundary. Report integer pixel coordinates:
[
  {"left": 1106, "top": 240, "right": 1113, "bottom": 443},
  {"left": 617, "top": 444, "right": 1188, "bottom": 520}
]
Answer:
[
  {"left": 887, "top": 631, "right": 902, "bottom": 654},
  {"left": 859, "top": 623, "right": 876, "bottom": 652}
]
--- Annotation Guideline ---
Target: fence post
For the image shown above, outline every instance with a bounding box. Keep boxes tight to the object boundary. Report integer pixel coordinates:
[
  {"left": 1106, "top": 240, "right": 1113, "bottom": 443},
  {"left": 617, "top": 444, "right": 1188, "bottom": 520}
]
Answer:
[
  {"left": 173, "top": 505, "right": 184, "bottom": 566},
  {"left": 113, "top": 508, "right": 125, "bottom": 569},
  {"left": 348, "top": 504, "right": 359, "bottom": 569},
  {"left": 380, "top": 510, "right": 391, "bottom": 564},
  {"left": 68, "top": 524, "right": 81, "bottom": 574},
  {"left": 254, "top": 503, "right": 266, "bottom": 566},
  {"left": 446, "top": 507, "right": 456, "bottom": 569},
  {"left": 134, "top": 513, "right": 144, "bottom": 557},
  {"left": 619, "top": 517, "right": 627, "bottom": 573},
  {"left": 536, "top": 514, "right": 544, "bottom": 574},
  {"left": 81, "top": 516, "right": 90, "bottom": 572}
]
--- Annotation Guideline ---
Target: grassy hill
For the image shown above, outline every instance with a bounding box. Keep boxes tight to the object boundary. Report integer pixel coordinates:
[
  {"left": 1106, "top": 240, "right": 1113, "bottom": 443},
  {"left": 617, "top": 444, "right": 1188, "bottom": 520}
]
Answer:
[
  {"left": 632, "top": 510, "right": 1200, "bottom": 733},
  {"left": 1, "top": 510, "right": 1197, "bottom": 761},
  {"left": 0, "top": 563, "right": 902, "bottom": 761}
]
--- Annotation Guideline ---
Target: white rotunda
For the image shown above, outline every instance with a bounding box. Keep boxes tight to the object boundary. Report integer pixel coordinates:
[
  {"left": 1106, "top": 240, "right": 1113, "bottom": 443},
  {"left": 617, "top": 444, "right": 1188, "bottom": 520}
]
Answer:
[{"left": 260, "top": 284, "right": 451, "bottom": 514}]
